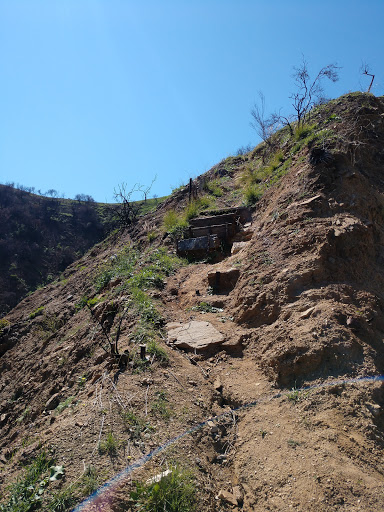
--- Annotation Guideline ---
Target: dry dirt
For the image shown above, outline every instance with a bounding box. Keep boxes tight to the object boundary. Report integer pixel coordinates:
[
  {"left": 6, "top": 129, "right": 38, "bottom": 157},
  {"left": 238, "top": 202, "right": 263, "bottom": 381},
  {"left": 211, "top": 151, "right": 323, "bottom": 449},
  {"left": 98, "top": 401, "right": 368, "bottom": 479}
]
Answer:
[{"left": 1, "top": 92, "right": 384, "bottom": 511}]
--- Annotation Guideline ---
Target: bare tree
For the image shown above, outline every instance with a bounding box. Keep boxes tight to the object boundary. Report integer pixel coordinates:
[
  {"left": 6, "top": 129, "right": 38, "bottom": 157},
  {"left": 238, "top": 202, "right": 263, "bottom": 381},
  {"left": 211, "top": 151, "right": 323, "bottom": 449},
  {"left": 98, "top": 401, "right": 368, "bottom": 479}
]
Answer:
[
  {"left": 139, "top": 174, "right": 157, "bottom": 202},
  {"left": 361, "top": 63, "right": 375, "bottom": 93},
  {"left": 290, "top": 57, "right": 340, "bottom": 127},
  {"left": 113, "top": 182, "right": 141, "bottom": 228},
  {"left": 46, "top": 189, "right": 59, "bottom": 198},
  {"left": 250, "top": 92, "right": 280, "bottom": 145}
]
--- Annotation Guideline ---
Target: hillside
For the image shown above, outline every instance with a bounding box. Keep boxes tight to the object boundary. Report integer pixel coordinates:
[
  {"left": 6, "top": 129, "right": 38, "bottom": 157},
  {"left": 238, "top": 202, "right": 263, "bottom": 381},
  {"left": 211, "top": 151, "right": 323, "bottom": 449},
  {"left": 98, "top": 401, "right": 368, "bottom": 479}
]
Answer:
[
  {"left": 1, "top": 92, "right": 384, "bottom": 511},
  {"left": 0, "top": 189, "right": 163, "bottom": 318}
]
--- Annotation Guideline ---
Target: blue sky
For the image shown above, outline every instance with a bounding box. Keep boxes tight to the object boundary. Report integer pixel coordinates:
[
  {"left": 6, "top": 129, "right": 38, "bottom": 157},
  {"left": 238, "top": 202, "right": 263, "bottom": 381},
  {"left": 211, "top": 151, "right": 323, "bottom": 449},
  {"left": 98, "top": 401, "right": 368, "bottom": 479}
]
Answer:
[{"left": 0, "top": 0, "right": 383, "bottom": 202}]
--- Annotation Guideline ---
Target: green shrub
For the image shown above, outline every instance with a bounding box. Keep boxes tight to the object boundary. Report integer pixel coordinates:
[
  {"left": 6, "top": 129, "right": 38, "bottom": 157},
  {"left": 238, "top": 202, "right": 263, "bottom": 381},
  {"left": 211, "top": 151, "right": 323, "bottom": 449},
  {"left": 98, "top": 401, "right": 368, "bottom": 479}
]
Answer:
[
  {"left": 243, "top": 184, "right": 263, "bottom": 205},
  {"left": 294, "top": 123, "right": 315, "bottom": 141},
  {"left": 29, "top": 306, "right": 44, "bottom": 319},
  {"left": 130, "top": 467, "right": 196, "bottom": 512},
  {"left": 203, "top": 179, "right": 223, "bottom": 197},
  {"left": 151, "top": 391, "right": 171, "bottom": 420},
  {"left": 192, "top": 302, "right": 222, "bottom": 313},
  {"left": 162, "top": 210, "right": 188, "bottom": 235},
  {"left": 0, "top": 318, "right": 10, "bottom": 334},
  {"left": 55, "top": 396, "right": 75, "bottom": 414},
  {"left": 98, "top": 432, "right": 119, "bottom": 457},
  {"left": 147, "top": 340, "right": 169, "bottom": 364},
  {"left": 0, "top": 450, "right": 55, "bottom": 512}
]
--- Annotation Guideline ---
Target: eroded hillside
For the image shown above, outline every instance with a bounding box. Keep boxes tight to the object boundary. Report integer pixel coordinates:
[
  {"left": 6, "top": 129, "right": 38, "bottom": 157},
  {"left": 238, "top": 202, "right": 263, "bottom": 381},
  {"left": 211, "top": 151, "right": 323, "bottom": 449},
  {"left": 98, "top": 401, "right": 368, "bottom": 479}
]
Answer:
[{"left": 1, "top": 93, "right": 384, "bottom": 511}]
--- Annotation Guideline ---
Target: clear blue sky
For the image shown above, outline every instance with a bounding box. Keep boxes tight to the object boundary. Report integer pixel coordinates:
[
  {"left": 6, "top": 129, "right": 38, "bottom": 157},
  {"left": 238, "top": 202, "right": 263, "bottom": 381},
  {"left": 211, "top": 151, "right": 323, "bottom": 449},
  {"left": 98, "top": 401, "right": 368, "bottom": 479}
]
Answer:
[{"left": 0, "top": 0, "right": 383, "bottom": 202}]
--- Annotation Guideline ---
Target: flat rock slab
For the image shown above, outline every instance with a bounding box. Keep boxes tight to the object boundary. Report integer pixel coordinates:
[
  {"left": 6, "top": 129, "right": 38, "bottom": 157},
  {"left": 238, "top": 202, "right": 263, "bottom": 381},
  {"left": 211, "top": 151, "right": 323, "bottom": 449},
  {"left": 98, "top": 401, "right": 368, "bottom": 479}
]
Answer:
[{"left": 166, "top": 321, "right": 224, "bottom": 351}]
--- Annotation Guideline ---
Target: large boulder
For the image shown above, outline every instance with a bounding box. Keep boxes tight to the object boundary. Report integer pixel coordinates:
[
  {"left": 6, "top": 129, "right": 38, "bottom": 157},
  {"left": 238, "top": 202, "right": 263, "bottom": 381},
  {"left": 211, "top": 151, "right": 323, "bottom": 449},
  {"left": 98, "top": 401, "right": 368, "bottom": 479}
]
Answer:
[{"left": 166, "top": 321, "right": 224, "bottom": 351}]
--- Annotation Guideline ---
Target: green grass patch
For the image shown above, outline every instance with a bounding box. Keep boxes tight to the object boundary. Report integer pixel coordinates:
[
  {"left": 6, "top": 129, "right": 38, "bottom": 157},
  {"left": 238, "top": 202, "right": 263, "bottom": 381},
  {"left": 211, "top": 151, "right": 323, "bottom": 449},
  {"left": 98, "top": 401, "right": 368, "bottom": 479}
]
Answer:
[
  {"left": 147, "top": 340, "right": 169, "bottom": 364},
  {"left": 130, "top": 467, "right": 196, "bottom": 512},
  {"left": 98, "top": 432, "right": 119, "bottom": 457},
  {"left": 55, "top": 396, "right": 76, "bottom": 414},
  {"left": 29, "top": 306, "right": 44, "bottom": 319}
]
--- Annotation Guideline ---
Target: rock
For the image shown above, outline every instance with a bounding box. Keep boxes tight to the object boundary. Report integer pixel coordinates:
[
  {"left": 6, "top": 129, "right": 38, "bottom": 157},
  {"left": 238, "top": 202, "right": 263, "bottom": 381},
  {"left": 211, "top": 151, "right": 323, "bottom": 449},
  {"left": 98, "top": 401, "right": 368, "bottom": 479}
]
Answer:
[
  {"left": 44, "top": 393, "right": 61, "bottom": 411},
  {"left": 299, "top": 306, "right": 316, "bottom": 319},
  {"left": 213, "top": 378, "right": 223, "bottom": 392},
  {"left": 366, "top": 403, "right": 381, "bottom": 417},
  {"left": 231, "top": 241, "right": 248, "bottom": 255},
  {"left": 346, "top": 316, "right": 359, "bottom": 329},
  {"left": 0, "top": 413, "right": 8, "bottom": 426},
  {"left": 167, "top": 321, "right": 224, "bottom": 352},
  {"left": 232, "top": 485, "right": 243, "bottom": 504},
  {"left": 217, "top": 489, "right": 238, "bottom": 506},
  {"left": 146, "top": 469, "right": 172, "bottom": 485}
]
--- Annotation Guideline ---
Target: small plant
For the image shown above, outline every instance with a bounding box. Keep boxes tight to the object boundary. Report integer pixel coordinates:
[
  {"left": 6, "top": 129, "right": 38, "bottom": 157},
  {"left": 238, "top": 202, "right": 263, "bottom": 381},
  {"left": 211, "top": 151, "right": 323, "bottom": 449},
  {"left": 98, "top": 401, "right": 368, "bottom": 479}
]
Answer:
[
  {"left": 121, "top": 410, "right": 152, "bottom": 440},
  {"left": 287, "top": 386, "right": 309, "bottom": 404},
  {"left": 29, "top": 306, "right": 44, "bottom": 319},
  {"left": 203, "top": 179, "right": 223, "bottom": 197},
  {"left": 147, "top": 340, "right": 169, "bottom": 364},
  {"left": 287, "top": 439, "right": 302, "bottom": 448},
  {"left": 81, "top": 466, "right": 99, "bottom": 496},
  {"left": 0, "top": 450, "right": 55, "bottom": 512},
  {"left": 16, "top": 406, "right": 31, "bottom": 424},
  {"left": 151, "top": 391, "right": 171, "bottom": 420},
  {"left": 55, "top": 396, "right": 75, "bottom": 414},
  {"left": 147, "top": 230, "right": 157, "bottom": 243},
  {"left": 130, "top": 467, "right": 196, "bottom": 512},
  {"left": 294, "top": 123, "right": 315, "bottom": 141},
  {"left": 191, "top": 302, "right": 223, "bottom": 313},
  {"left": 98, "top": 432, "right": 119, "bottom": 457},
  {"left": 243, "top": 183, "right": 263, "bottom": 205},
  {"left": 0, "top": 318, "right": 10, "bottom": 334}
]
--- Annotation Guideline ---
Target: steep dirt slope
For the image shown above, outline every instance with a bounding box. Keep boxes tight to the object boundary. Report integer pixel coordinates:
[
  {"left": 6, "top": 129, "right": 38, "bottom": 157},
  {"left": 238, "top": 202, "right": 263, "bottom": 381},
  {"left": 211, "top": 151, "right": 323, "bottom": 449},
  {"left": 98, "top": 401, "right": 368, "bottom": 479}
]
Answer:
[{"left": 1, "top": 93, "right": 384, "bottom": 511}]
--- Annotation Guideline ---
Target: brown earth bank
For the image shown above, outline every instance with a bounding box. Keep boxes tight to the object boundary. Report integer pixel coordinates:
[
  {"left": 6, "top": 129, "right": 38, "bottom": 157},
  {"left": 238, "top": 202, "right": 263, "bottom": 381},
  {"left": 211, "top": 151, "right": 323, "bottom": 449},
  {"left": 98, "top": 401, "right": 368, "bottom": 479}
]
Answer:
[{"left": 1, "top": 92, "right": 384, "bottom": 511}]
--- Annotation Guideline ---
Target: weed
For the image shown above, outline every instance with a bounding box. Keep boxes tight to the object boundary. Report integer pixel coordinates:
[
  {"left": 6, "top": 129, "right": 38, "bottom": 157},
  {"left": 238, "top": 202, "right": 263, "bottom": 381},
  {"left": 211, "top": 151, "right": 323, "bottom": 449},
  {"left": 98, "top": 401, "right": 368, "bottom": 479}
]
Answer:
[
  {"left": 47, "top": 486, "right": 76, "bottom": 512},
  {"left": 121, "top": 411, "right": 152, "bottom": 439},
  {"left": 16, "top": 406, "right": 31, "bottom": 424},
  {"left": 98, "top": 432, "right": 119, "bottom": 457},
  {"left": 147, "top": 231, "right": 157, "bottom": 243},
  {"left": 287, "top": 439, "right": 302, "bottom": 448},
  {"left": 131, "top": 288, "right": 163, "bottom": 327},
  {"left": 151, "top": 391, "right": 171, "bottom": 420},
  {"left": 147, "top": 340, "right": 169, "bottom": 364},
  {"left": 55, "top": 396, "right": 75, "bottom": 414},
  {"left": 294, "top": 123, "right": 316, "bottom": 141},
  {"left": 191, "top": 302, "right": 223, "bottom": 313},
  {"left": 243, "top": 183, "right": 263, "bottom": 205},
  {"left": 29, "top": 306, "right": 44, "bottom": 319},
  {"left": 0, "top": 318, "right": 10, "bottom": 334},
  {"left": 287, "top": 386, "right": 309, "bottom": 404},
  {"left": 130, "top": 467, "right": 196, "bottom": 512},
  {"left": 162, "top": 210, "right": 188, "bottom": 238},
  {"left": 0, "top": 450, "right": 55, "bottom": 512},
  {"left": 203, "top": 179, "right": 223, "bottom": 197},
  {"left": 80, "top": 466, "right": 99, "bottom": 496}
]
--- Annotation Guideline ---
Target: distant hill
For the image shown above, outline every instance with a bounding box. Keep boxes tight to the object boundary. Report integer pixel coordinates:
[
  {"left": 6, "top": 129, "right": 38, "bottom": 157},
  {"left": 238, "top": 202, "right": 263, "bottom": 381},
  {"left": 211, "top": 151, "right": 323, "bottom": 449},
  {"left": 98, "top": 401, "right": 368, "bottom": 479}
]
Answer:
[{"left": 0, "top": 186, "right": 118, "bottom": 316}]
